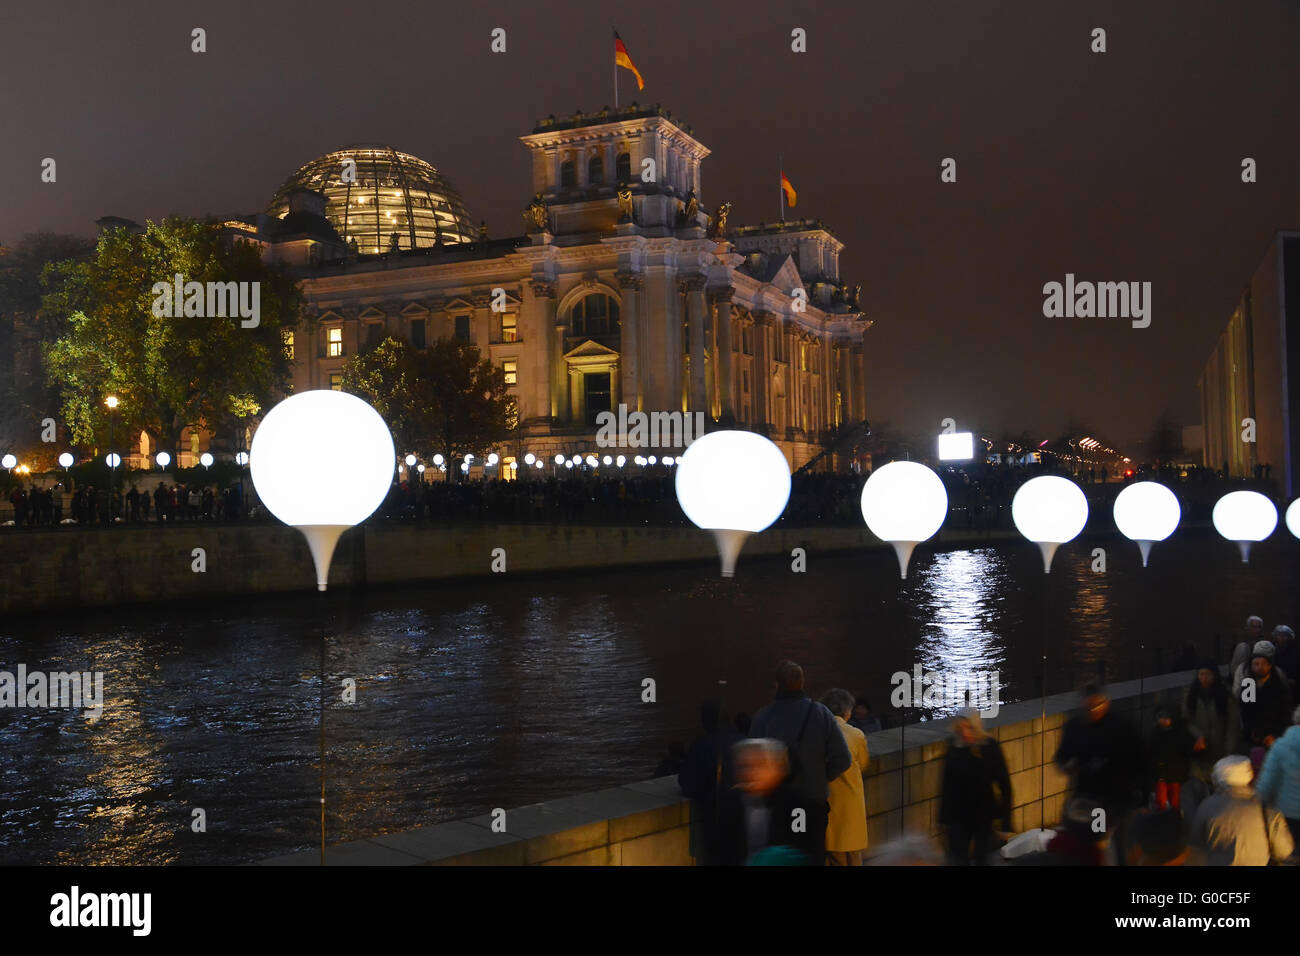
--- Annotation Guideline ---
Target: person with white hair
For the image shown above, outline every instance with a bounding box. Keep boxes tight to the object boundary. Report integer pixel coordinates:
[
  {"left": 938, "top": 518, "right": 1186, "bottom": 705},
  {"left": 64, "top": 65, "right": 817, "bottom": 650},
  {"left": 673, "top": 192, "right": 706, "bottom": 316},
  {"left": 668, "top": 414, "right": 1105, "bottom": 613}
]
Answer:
[{"left": 1188, "top": 755, "right": 1293, "bottom": 865}]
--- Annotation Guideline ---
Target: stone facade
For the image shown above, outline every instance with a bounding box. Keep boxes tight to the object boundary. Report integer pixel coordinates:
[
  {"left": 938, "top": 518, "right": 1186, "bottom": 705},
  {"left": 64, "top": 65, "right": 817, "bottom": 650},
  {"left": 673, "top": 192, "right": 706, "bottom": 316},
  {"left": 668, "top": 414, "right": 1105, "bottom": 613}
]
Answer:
[{"left": 253, "top": 106, "right": 873, "bottom": 472}]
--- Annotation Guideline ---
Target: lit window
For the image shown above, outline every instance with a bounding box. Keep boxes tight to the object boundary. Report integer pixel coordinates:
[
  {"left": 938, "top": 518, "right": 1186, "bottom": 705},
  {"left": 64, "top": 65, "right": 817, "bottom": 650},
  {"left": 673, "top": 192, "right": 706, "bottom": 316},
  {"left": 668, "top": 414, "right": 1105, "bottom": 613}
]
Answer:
[
  {"left": 501, "top": 312, "right": 517, "bottom": 343},
  {"left": 329, "top": 373, "right": 343, "bottom": 391},
  {"left": 283, "top": 329, "right": 295, "bottom": 360},
  {"left": 503, "top": 360, "right": 517, "bottom": 386},
  {"left": 327, "top": 327, "right": 343, "bottom": 358}
]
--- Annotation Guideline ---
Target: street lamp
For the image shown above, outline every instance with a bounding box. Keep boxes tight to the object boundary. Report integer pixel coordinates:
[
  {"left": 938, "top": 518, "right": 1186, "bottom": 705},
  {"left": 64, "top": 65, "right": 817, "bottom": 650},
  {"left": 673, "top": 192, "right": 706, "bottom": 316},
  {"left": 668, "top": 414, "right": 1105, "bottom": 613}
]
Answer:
[
  {"left": 674, "top": 429, "right": 791, "bottom": 577},
  {"left": 859, "top": 460, "right": 949, "bottom": 579},
  {"left": 105, "top": 395, "right": 119, "bottom": 513},
  {"left": 1212, "top": 490, "right": 1277, "bottom": 563},
  {"left": 1113, "top": 481, "right": 1181, "bottom": 567},
  {"left": 1011, "top": 475, "right": 1089, "bottom": 573},
  {"left": 249, "top": 389, "right": 394, "bottom": 591}
]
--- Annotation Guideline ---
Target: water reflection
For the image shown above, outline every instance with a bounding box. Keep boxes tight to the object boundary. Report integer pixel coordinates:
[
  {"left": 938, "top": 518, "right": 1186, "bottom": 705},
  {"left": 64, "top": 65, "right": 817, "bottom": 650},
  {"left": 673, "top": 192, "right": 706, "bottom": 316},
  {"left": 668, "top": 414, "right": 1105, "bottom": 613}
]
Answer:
[{"left": 912, "top": 549, "right": 1012, "bottom": 717}]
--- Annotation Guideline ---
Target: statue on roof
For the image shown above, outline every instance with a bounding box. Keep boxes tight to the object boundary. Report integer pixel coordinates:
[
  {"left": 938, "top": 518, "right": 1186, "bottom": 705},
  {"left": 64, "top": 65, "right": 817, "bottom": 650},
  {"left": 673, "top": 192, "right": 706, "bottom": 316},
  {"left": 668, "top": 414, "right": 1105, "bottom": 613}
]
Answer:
[
  {"left": 617, "top": 183, "right": 635, "bottom": 223},
  {"left": 523, "top": 193, "right": 548, "bottom": 233},
  {"left": 681, "top": 188, "right": 699, "bottom": 226},
  {"left": 707, "top": 201, "right": 731, "bottom": 238}
]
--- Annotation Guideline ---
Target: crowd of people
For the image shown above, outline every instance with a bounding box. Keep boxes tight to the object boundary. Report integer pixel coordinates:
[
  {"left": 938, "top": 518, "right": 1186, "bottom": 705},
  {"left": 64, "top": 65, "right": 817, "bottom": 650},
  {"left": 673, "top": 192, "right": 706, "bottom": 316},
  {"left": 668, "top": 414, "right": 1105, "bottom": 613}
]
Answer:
[
  {"left": 5, "top": 480, "right": 247, "bottom": 526},
  {"left": 665, "top": 620, "right": 1300, "bottom": 866}
]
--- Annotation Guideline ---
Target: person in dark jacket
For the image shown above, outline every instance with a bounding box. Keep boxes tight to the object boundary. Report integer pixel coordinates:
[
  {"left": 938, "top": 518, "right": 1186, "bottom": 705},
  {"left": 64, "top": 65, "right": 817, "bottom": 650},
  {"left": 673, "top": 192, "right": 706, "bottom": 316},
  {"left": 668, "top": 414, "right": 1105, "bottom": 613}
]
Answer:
[
  {"left": 1239, "top": 642, "right": 1294, "bottom": 758},
  {"left": 1147, "top": 707, "right": 1195, "bottom": 811},
  {"left": 939, "top": 709, "right": 1012, "bottom": 865},
  {"left": 1183, "top": 661, "right": 1229, "bottom": 788},
  {"left": 1054, "top": 682, "right": 1144, "bottom": 863},
  {"left": 749, "top": 660, "right": 852, "bottom": 861},
  {"left": 678, "top": 700, "right": 741, "bottom": 866},
  {"left": 717, "top": 738, "right": 815, "bottom": 865}
]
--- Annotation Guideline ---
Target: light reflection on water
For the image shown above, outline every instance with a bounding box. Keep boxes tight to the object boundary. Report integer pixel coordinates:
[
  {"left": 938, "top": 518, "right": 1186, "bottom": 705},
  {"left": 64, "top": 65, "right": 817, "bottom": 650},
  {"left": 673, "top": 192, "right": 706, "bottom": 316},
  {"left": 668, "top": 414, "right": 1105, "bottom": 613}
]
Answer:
[{"left": 0, "top": 531, "right": 1295, "bottom": 864}]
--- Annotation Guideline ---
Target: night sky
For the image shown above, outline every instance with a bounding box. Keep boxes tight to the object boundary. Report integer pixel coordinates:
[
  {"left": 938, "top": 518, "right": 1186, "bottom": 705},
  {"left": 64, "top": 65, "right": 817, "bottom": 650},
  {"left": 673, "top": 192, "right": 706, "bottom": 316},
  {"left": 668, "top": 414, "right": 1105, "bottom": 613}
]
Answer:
[{"left": 5, "top": 0, "right": 1299, "bottom": 452}]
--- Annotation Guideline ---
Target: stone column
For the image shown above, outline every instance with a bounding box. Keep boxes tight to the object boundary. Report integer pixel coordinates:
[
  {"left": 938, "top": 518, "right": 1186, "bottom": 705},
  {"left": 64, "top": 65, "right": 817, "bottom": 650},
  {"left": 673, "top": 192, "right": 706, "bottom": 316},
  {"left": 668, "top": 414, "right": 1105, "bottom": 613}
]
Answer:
[
  {"left": 712, "top": 287, "right": 736, "bottom": 423},
  {"left": 752, "top": 311, "right": 773, "bottom": 434},
  {"left": 781, "top": 319, "right": 796, "bottom": 438},
  {"left": 531, "top": 279, "right": 560, "bottom": 421},
  {"left": 616, "top": 271, "right": 643, "bottom": 412},
  {"left": 851, "top": 344, "right": 866, "bottom": 423},
  {"left": 682, "top": 275, "right": 708, "bottom": 415}
]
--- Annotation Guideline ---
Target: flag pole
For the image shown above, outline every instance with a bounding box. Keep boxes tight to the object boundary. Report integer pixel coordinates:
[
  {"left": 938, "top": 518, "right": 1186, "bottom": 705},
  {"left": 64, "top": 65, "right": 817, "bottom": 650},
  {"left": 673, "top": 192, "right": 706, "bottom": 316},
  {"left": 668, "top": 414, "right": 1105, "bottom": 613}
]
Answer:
[
  {"left": 779, "top": 154, "right": 784, "bottom": 223},
  {"left": 613, "top": 29, "right": 619, "bottom": 109}
]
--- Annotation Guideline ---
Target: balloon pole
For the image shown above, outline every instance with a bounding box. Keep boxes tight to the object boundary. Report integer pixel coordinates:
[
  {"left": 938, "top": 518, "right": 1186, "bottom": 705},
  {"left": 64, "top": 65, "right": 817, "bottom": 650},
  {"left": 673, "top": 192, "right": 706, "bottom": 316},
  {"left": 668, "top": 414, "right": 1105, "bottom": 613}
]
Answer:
[{"left": 710, "top": 529, "right": 750, "bottom": 578}]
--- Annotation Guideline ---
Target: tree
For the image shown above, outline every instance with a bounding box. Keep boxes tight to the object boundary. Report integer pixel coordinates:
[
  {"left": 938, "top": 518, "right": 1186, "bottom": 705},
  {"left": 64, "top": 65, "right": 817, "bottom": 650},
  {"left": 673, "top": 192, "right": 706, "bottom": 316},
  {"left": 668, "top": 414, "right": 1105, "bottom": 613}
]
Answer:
[
  {"left": 341, "top": 337, "right": 516, "bottom": 472},
  {"left": 41, "top": 218, "right": 301, "bottom": 463},
  {"left": 0, "top": 233, "right": 96, "bottom": 464},
  {"left": 1147, "top": 410, "right": 1184, "bottom": 464}
]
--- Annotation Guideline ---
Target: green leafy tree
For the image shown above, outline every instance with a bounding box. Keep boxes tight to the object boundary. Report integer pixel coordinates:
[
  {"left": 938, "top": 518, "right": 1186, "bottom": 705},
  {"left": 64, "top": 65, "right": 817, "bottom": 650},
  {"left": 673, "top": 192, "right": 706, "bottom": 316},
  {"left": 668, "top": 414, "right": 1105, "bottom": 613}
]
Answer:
[
  {"left": 0, "top": 233, "right": 96, "bottom": 464},
  {"left": 42, "top": 218, "right": 301, "bottom": 463},
  {"left": 341, "top": 337, "right": 516, "bottom": 473}
]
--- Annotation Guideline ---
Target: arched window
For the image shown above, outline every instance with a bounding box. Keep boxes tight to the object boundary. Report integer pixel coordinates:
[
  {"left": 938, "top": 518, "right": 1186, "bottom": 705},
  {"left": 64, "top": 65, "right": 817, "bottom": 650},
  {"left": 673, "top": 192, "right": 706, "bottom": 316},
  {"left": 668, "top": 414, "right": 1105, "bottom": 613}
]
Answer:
[
  {"left": 588, "top": 154, "right": 603, "bottom": 185},
  {"left": 615, "top": 152, "right": 631, "bottom": 183},
  {"left": 560, "top": 160, "right": 576, "bottom": 188},
  {"left": 571, "top": 293, "right": 620, "bottom": 338}
]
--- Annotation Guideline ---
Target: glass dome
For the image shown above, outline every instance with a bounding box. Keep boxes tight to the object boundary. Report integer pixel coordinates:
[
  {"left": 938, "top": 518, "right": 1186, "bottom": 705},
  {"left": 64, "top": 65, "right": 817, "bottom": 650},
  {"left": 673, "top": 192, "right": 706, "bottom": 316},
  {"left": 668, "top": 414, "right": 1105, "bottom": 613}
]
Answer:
[{"left": 268, "top": 145, "right": 476, "bottom": 253}]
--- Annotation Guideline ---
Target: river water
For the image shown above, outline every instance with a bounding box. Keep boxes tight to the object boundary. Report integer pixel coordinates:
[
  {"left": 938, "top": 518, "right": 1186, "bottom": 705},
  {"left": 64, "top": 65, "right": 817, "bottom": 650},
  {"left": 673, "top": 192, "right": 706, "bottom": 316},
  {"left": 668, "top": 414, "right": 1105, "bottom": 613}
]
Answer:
[{"left": 1, "top": 528, "right": 1295, "bottom": 864}]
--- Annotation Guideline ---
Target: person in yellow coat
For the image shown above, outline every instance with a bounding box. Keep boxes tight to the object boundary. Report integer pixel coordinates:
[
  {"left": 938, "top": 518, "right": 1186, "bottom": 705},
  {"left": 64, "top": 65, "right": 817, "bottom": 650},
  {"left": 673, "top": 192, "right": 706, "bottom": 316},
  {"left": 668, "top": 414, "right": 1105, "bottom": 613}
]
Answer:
[{"left": 821, "top": 688, "right": 870, "bottom": 865}]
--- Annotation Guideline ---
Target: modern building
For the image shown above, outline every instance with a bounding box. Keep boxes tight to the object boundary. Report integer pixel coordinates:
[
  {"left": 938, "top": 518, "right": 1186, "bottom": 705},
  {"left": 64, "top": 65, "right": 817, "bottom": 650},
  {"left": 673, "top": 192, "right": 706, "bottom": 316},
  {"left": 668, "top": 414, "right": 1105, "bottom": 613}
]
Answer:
[
  {"left": 224, "top": 104, "right": 872, "bottom": 472},
  {"left": 1199, "top": 232, "right": 1300, "bottom": 496}
]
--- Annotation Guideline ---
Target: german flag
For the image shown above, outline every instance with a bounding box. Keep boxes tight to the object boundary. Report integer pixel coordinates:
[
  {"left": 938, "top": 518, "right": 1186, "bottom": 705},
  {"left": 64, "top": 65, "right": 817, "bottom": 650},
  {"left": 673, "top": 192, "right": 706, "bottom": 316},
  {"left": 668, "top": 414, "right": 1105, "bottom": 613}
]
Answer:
[
  {"left": 614, "top": 30, "right": 645, "bottom": 90},
  {"left": 780, "top": 171, "right": 797, "bottom": 207}
]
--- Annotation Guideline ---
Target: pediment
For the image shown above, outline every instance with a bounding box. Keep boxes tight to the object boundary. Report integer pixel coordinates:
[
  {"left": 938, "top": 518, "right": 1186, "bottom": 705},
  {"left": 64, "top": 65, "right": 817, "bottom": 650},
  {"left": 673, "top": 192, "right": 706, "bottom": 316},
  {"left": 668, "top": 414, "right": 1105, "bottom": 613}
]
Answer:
[
  {"left": 563, "top": 339, "right": 620, "bottom": 359},
  {"left": 768, "top": 255, "right": 805, "bottom": 297}
]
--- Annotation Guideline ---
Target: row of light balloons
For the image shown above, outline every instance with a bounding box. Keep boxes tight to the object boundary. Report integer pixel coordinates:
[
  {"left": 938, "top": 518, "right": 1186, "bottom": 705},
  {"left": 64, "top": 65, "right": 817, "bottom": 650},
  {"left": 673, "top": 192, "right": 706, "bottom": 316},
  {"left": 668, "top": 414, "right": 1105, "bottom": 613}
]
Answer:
[
  {"left": 242, "top": 390, "right": 1300, "bottom": 592},
  {"left": 397, "top": 451, "right": 680, "bottom": 475},
  {"left": 4, "top": 450, "right": 239, "bottom": 471}
]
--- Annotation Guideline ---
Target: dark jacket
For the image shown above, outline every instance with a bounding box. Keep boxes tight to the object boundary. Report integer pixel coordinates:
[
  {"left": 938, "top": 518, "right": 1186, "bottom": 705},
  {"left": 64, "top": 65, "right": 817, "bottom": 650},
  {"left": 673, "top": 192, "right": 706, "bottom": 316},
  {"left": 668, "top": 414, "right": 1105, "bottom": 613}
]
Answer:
[
  {"left": 717, "top": 776, "right": 817, "bottom": 865},
  {"left": 1240, "top": 670, "right": 1294, "bottom": 748},
  {"left": 1055, "top": 708, "right": 1144, "bottom": 811},
  {"left": 750, "top": 692, "right": 852, "bottom": 807},
  {"left": 939, "top": 736, "right": 1012, "bottom": 831}
]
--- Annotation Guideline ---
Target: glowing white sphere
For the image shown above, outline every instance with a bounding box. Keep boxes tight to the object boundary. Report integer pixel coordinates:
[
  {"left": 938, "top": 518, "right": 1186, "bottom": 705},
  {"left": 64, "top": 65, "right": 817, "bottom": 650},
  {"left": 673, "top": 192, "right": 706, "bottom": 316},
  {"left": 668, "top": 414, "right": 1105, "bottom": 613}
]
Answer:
[
  {"left": 106, "top": 453, "right": 121, "bottom": 468},
  {"left": 461, "top": 463, "right": 469, "bottom": 473},
  {"left": 534, "top": 460, "right": 543, "bottom": 469},
  {"left": 417, "top": 464, "right": 426, "bottom": 474},
  {"left": 565, "top": 460, "right": 573, "bottom": 469},
  {"left": 663, "top": 456, "right": 675, "bottom": 466},
  {"left": 1012, "top": 476, "right": 1089, "bottom": 544},
  {"left": 602, "top": 455, "right": 612, "bottom": 466},
  {"left": 404, "top": 454, "right": 417, "bottom": 467},
  {"left": 156, "top": 452, "right": 171, "bottom": 468},
  {"left": 1, "top": 454, "right": 15, "bottom": 469},
  {"left": 1213, "top": 491, "right": 1277, "bottom": 544},
  {"left": 648, "top": 455, "right": 658, "bottom": 465},
  {"left": 509, "top": 460, "right": 517, "bottom": 471},
  {"left": 1288, "top": 499, "right": 1300, "bottom": 539},
  {"left": 250, "top": 390, "right": 394, "bottom": 528},
  {"left": 554, "top": 454, "right": 565, "bottom": 465},
  {"left": 860, "top": 461, "right": 948, "bottom": 544},
  {"left": 58, "top": 453, "right": 74, "bottom": 468},
  {"left": 465, "top": 453, "right": 474, "bottom": 463},
  {"left": 585, "top": 455, "right": 598, "bottom": 467},
  {"left": 487, "top": 453, "right": 499, "bottom": 466},
  {"left": 617, "top": 455, "right": 626, "bottom": 468},
  {"left": 235, "top": 451, "right": 250, "bottom": 466},
  {"left": 524, "top": 453, "right": 536, "bottom": 466},
  {"left": 675, "top": 430, "right": 791, "bottom": 534},
  {"left": 199, "top": 453, "right": 214, "bottom": 468},
  {"left": 433, "top": 454, "right": 445, "bottom": 466},
  {"left": 1113, "top": 481, "right": 1180, "bottom": 542}
]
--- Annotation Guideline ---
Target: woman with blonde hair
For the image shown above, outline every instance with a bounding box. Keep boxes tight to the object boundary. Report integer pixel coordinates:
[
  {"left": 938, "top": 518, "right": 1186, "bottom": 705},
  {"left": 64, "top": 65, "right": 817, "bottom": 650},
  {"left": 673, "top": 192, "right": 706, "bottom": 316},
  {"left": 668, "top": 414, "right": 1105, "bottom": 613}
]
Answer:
[{"left": 939, "top": 708, "right": 1012, "bottom": 865}]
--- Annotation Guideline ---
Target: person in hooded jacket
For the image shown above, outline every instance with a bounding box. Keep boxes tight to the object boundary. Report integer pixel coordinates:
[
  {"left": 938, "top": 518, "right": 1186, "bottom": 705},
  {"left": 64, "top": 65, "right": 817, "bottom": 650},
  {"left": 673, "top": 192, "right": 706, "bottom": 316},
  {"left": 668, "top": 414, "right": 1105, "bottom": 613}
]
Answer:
[
  {"left": 1255, "top": 704, "right": 1300, "bottom": 853},
  {"left": 1189, "top": 755, "right": 1294, "bottom": 866},
  {"left": 1182, "top": 661, "right": 1229, "bottom": 786},
  {"left": 939, "top": 708, "right": 1012, "bottom": 864}
]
